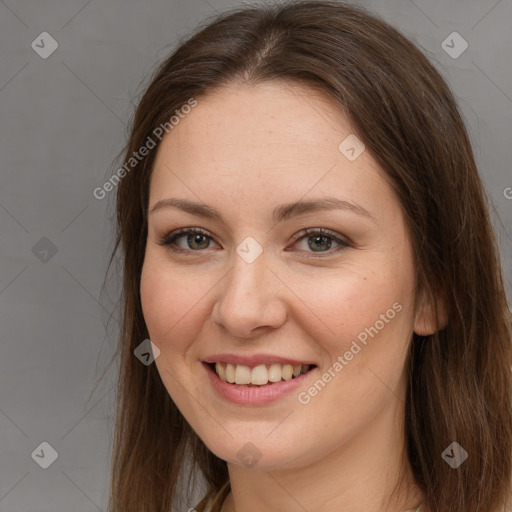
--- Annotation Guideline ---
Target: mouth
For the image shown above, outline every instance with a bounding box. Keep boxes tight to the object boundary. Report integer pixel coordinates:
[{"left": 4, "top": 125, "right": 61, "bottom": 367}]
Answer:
[{"left": 206, "top": 362, "right": 317, "bottom": 387}]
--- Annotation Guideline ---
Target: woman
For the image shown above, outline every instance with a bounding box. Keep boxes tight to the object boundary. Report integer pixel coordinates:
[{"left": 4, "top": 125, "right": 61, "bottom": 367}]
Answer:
[{"left": 105, "top": 1, "right": 512, "bottom": 511}]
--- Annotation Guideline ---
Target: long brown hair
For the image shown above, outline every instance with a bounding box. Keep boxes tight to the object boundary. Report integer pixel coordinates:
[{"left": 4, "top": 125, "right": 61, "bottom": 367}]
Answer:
[{"left": 103, "top": 1, "right": 512, "bottom": 511}]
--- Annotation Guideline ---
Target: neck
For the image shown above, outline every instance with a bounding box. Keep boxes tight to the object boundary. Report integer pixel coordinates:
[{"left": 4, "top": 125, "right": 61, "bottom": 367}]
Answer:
[{"left": 221, "top": 399, "right": 423, "bottom": 512}]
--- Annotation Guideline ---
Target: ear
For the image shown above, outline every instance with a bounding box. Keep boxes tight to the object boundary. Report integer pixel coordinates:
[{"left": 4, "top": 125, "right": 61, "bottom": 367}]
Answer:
[{"left": 413, "top": 288, "right": 449, "bottom": 336}]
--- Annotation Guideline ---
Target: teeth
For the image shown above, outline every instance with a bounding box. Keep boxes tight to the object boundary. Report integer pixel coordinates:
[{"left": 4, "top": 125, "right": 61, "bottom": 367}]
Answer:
[
  {"left": 268, "top": 363, "right": 282, "bottom": 382},
  {"left": 215, "top": 362, "right": 226, "bottom": 380},
  {"left": 226, "top": 363, "right": 235, "bottom": 383},
  {"left": 234, "top": 365, "right": 251, "bottom": 385},
  {"left": 282, "top": 364, "right": 293, "bottom": 380},
  {"left": 213, "top": 362, "right": 312, "bottom": 386},
  {"left": 251, "top": 365, "right": 268, "bottom": 385}
]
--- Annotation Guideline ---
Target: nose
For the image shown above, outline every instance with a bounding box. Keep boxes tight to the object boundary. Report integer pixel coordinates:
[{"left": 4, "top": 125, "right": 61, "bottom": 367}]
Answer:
[{"left": 211, "top": 247, "right": 287, "bottom": 338}]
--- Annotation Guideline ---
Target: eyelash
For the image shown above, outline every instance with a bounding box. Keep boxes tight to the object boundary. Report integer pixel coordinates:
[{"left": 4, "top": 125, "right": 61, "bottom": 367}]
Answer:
[{"left": 156, "top": 227, "right": 351, "bottom": 258}]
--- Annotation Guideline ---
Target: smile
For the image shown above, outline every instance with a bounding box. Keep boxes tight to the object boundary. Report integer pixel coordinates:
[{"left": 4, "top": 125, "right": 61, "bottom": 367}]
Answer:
[
  {"left": 203, "top": 361, "right": 318, "bottom": 405},
  {"left": 209, "top": 362, "right": 315, "bottom": 386}
]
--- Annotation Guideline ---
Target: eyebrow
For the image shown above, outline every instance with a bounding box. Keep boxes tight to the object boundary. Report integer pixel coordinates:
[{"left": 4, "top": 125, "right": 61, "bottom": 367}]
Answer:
[{"left": 149, "top": 196, "right": 376, "bottom": 224}]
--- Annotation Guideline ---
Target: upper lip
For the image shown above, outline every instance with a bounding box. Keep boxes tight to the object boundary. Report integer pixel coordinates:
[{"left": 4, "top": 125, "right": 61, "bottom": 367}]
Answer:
[{"left": 203, "top": 353, "right": 317, "bottom": 367}]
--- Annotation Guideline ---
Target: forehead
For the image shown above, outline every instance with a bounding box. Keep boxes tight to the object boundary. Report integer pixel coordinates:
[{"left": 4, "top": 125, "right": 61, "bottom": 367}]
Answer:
[
  {"left": 149, "top": 82, "right": 395, "bottom": 221},
  {"left": 165, "top": 81, "right": 352, "bottom": 154}
]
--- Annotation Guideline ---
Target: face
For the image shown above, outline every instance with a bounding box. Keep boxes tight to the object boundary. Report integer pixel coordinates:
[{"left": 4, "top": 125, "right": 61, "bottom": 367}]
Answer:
[{"left": 140, "top": 82, "right": 420, "bottom": 470}]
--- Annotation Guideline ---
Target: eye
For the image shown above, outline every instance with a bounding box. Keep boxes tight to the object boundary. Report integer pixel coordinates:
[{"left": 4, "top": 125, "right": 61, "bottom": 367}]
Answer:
[
  {"left": 287, "top": 228, "right": 351, "bottom": 257},
  {"left": 157, "top": 227, "right": 351, "bottom": 257},
  {"left": 157, "top": 227, "right": 217, "bottom": 252}
]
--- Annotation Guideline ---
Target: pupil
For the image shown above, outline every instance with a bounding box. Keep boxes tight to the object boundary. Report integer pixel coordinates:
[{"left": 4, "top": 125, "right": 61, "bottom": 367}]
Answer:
[
  {"left": 309, "top": 235, "right": 331, "bottom": 251},
  {"left": 189, "top": 234, "right": 209, "bottom": 249}
]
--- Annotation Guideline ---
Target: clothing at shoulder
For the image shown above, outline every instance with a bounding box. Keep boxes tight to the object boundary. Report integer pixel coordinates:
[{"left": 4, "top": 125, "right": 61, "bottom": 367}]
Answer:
[{"left": 193, "top": 481, "right": 230, "bottom": 512}]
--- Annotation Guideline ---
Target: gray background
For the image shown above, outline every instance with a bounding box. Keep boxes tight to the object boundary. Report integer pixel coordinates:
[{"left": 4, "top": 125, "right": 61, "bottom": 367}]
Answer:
[{"left": 0, "top": 0, "right": 511, "bottom": 511}]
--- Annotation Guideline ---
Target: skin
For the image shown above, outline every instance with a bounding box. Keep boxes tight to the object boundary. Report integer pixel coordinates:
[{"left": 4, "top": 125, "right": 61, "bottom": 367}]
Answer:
[{"left": 140, "top": 82, "right": 441, "bottom": 512}]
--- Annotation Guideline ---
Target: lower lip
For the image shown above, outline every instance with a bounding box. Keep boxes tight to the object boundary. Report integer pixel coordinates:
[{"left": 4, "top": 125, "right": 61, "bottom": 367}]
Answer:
[{"left": 203, "top": 362, "right": 316, "bottom": 405}]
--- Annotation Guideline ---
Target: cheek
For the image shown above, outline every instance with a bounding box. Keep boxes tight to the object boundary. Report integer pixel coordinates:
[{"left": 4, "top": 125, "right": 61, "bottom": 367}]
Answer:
[
  {"left": 290, "top": 258, "right": 415, "bottom": 385},
  {"left": 139, "top": 252, "right": 214, "bottom": 351},
  {"left": 140, "top": 258, "right": 164, "bottom": 340},
  {"left": 293, "top": 265, "right": 408, "bottom": 339}
]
